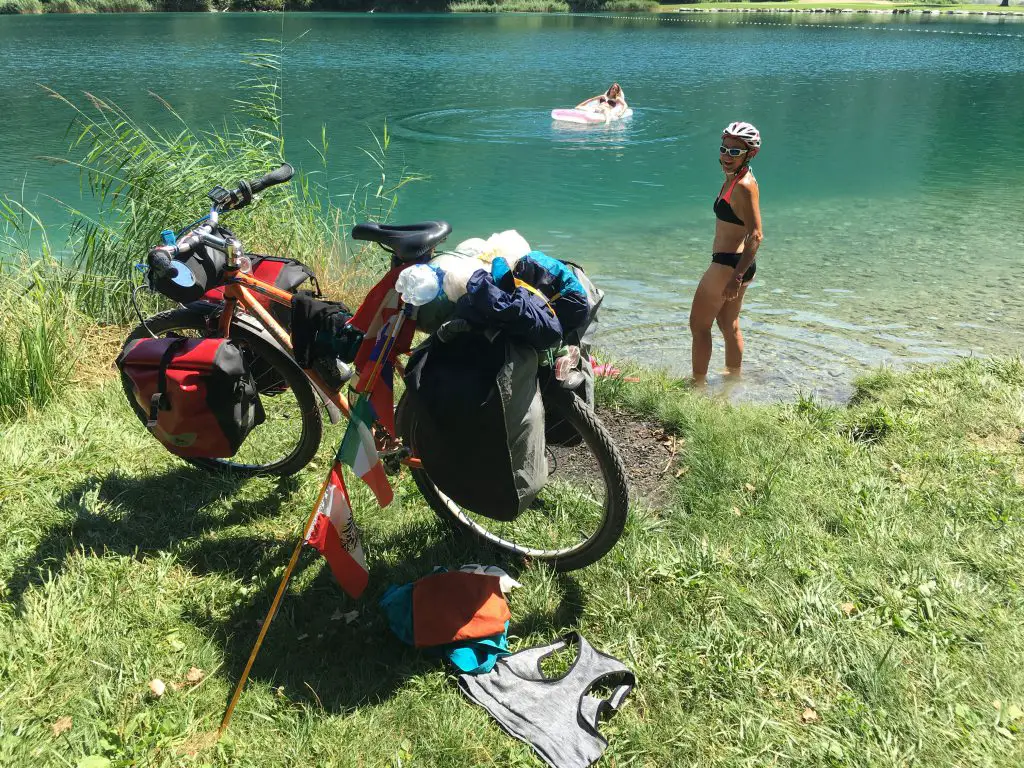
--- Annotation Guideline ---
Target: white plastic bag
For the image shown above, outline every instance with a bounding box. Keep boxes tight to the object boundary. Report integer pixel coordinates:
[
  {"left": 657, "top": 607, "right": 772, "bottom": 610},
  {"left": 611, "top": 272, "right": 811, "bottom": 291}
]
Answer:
[
  {"left": 453, "top": 237, "right": 489, "bottom": 260},
  {"left": 396, "top": 264, "right": 442, "bottom": 306},
  {"left": 430, "top": 252, "right": 487, "bottom": 301},
  {"left": 455, "top": 230, "right": 531, "bottom": 266},
  {"left": 482, "top": 229, "right": 531, "bottom": 265}
]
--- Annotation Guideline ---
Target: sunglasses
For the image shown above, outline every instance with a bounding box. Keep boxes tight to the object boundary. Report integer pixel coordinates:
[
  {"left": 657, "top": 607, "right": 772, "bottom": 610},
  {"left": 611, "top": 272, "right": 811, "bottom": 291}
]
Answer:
[{"left": 719, "top": 146, "right": 749, "bottom": 157}]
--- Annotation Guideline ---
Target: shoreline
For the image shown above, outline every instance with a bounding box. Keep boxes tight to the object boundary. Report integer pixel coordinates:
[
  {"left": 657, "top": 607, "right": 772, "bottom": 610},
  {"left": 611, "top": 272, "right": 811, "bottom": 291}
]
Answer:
[{"left": 4, "top": 7, "right": 1023, "bottom": 16}]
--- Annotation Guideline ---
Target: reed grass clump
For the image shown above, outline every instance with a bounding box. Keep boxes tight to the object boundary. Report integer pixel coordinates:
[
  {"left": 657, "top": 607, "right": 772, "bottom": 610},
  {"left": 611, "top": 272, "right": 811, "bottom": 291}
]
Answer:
[
  {"left": 0, "top": 205, "right": 82, "bottom": 421},
  {"left": 46, "top": 45, "right": 417, "bottom": 324}
]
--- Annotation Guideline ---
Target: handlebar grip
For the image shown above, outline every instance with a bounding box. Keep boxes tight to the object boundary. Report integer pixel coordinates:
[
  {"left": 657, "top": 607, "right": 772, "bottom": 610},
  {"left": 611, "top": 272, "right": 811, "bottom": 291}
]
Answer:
[{"left": 248, "top": 163, "right": 294, "bottom": 195}]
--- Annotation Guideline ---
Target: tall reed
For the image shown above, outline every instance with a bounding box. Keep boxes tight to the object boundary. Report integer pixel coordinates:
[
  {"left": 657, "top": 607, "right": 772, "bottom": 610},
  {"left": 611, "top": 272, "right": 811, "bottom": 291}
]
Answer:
[
  {"left": 0, "top": 202, "right": 80, "bottom": 421},
  {"left": 47, "top": 42, "right": 419, "bottom": 324}
]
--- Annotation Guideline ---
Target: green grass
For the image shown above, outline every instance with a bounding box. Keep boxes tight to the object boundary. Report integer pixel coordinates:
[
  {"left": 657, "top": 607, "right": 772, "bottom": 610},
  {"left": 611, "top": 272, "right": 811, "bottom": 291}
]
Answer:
[
  {"left": 1, "top": 356, "right": 1023, "bottom": 765},
  {"left": 0, "top": 0, "right": 43, "bottom": 11},
  {"left": 0, "top": 203, "right": 84, "bottom": 422},
  {"left": 0, "top": 266, "right": 81, "bottom": 422}
]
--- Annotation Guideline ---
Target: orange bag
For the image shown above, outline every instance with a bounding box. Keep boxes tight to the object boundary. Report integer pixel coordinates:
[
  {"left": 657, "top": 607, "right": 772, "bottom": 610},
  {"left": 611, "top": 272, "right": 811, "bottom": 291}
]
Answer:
[{"left": 412, "top": 572, "right": 511, "bottom": 648}]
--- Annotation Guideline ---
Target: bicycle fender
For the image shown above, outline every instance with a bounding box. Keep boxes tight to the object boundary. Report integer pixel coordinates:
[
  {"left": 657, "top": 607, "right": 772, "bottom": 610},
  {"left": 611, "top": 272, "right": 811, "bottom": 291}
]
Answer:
[{"left": 184, "top": 301, "right": 344, "bottom": 425}]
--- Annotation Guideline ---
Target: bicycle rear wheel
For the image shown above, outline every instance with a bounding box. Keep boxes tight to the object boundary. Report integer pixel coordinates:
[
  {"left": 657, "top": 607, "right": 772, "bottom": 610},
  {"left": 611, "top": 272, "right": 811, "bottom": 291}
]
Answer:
[
  {"left": 121, "top": 305, "right": 323, "bottom": 477},
  {"left": 398, "top": 384, "right": 629, "bottom": 572}
]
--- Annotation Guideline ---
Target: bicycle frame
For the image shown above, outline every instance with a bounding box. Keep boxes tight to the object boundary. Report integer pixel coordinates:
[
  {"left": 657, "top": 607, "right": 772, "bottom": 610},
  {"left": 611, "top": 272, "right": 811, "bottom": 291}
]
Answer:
[{"left": 210, "top": 257, "right": 422, "bottom": 470}]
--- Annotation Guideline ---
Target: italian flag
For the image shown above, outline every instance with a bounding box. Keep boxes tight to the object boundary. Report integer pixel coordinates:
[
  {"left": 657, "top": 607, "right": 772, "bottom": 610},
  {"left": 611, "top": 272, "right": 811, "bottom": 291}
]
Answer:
[
  {"left": 338, "top": 395, "right": 394, "bottom": 508},
  {"left": 305, "top": 464, "right": 369, "bottom": 599}
]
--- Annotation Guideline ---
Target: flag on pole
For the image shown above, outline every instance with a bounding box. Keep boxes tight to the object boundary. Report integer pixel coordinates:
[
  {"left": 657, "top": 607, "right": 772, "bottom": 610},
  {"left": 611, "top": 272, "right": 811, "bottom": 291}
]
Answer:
[
  {"left": 349, "top": 267, "right": 415, "bottom": 436},
  {"left": 338, "top": 394, "right": 393, "bottom": 507},
  {"left": 305, "top": 463, "right": 369, "bottom": 598}
]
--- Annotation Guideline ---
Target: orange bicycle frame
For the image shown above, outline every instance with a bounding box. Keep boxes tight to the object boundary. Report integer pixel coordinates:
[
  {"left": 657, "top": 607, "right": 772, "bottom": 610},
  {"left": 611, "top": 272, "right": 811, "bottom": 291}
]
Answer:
[{"left": 212, "top": 265, "right": 422, "bottom": 469}]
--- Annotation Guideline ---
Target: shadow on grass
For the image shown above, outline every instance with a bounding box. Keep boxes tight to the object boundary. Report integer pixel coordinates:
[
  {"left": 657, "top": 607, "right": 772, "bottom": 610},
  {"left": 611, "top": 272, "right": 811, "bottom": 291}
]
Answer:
[
  {"left": 5, "top": 465, "right": 296, "bottom": 611},
  {"left": 183, "top": 519, "right": 588, "bottom": 712},
  {"left": 9, "top": 466, "right": 588, "bottom": 712}
]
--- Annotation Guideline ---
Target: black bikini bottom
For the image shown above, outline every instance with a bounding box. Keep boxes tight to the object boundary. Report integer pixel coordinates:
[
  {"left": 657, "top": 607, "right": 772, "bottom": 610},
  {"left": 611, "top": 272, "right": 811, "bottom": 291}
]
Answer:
[{"left": 712, "top": 252, "right": 756, "bottom": 283}]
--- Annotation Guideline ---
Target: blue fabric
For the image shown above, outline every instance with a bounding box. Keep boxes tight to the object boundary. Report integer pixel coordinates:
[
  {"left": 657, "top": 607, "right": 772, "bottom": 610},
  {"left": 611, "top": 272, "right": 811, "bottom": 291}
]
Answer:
[
  {"left": 491, "top": 256, "right": 513, "bottom": 286},
  {"left": 456, "top": 271, "right": 563, "bottom": 350},
  {"left": 518, "top": 252, "right": 585, "bottom": 299},
  {"left": 442, "top": 621, "right": 510, "bottom": 675},
  {"left": 379, "top": 582, "right": 415, "bottom": 646},
  {"left": 492, "top": 252, "right": 589, "bottom": 336}
]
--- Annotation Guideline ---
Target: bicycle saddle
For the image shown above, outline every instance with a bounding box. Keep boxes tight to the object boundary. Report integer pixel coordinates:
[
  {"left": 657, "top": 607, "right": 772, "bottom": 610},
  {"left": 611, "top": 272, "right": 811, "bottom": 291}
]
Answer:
[{"left": 351, "top": 221, "right": 452, "bottom": 263}]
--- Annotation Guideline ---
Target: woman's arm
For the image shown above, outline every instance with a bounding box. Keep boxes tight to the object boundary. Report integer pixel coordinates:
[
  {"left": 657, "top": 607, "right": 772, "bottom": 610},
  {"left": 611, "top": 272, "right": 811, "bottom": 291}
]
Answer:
[{"left": 723, "top": 179, "right": 763, "bottom": 299}]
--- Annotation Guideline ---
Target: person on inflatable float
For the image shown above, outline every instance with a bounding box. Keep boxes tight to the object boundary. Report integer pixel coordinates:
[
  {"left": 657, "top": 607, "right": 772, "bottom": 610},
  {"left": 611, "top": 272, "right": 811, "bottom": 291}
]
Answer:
[
  {"left": 688, "top": 121, "right": 764, "bottom": 387},
  {"left": 575, "top": 83, "right": 628, "bottom": 120}
]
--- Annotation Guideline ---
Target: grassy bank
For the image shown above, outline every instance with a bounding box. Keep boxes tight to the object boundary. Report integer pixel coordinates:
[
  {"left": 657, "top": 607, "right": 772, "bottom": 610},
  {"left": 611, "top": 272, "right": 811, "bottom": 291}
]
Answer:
[{"left": 1, "top": 353, "right": 1023, "bottom": 765}]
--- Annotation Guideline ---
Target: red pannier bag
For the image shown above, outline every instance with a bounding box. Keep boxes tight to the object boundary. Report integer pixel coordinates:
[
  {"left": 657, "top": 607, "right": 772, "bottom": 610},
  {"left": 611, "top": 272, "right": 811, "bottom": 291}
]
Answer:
[
  {"left": 202, "top": 255, "right": 314, "bottom": 327},
  {"left": 117, "top": 337, "right": 265, "bottom": 458}
]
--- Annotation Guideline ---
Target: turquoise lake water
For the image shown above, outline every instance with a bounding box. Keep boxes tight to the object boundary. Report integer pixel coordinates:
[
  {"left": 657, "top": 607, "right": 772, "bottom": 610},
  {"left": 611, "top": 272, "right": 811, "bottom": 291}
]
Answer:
[{"left": 3, "top": 12, "right": 1023, "bottom": 401}]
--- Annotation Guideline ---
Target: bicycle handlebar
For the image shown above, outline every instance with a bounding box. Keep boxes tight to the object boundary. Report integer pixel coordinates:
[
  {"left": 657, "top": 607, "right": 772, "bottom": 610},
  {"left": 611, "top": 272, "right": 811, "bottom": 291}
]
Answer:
[
  {"left": 248, "top": 163, "right": 294, "bottom": 195},
  {"left": 146, "top": 163, "right": 293, "bottom": 282},
  {"left": 147, "top": 224, "right": 228, "bottom": 278},
  {"left": 214, "top": 163, "right": 295, "bottom": 212}
]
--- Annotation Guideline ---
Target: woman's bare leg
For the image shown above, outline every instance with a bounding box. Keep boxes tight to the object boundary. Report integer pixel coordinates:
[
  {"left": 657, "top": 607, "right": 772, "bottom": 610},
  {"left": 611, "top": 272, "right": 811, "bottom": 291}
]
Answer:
[
  {"left": 716, "top": 282, "right": 749, "bottom": 374},
  {"left": 689, "top": 265, "right": 733, "bottom": 381}
]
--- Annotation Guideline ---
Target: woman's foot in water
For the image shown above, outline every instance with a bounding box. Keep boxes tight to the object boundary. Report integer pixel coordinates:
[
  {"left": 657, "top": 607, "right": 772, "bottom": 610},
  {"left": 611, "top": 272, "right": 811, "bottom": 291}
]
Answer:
[{"left": 723, "top": 366, "right": 742, "bottom": 379}]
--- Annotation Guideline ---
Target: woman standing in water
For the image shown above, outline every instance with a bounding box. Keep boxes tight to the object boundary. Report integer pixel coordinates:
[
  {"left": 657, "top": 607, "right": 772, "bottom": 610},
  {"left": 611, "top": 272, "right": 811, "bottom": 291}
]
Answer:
[{"left": 689, "top": 121, "right": 763, "bottom": 386}]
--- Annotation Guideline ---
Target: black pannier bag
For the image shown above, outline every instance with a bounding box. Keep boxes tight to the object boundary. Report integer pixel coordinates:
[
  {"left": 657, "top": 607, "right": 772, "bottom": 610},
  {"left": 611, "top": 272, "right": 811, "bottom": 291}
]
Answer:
[
  {"left": 401, "top": 332, "right": 548, "bottom": 522},
  {"left": 290, "top": 292, "right": 363, "bottom": 367},
  {"left": 149, "top": 244, "right": 227, "bottom": 304},
  {"left": 117, "top": 337, "right": 265, "bottom": 458}
]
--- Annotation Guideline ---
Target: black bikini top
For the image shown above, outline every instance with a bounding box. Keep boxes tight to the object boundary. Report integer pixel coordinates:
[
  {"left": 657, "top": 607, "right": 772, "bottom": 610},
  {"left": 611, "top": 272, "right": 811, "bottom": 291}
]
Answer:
[{"left": 714, "top": 171, "right": 746, "bottom": 226}]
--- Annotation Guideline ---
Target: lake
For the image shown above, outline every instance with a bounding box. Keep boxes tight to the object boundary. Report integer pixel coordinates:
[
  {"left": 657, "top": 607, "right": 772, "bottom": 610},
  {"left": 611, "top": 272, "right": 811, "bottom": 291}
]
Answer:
[{"left": 2, "top": 11, "right": 1023, "bottom": 401}]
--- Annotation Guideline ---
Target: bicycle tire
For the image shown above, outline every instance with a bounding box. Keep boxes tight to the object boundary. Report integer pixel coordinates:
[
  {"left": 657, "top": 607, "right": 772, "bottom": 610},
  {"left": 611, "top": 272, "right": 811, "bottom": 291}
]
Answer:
[
  {"left": 398, "top": 385, "right": 629, "bottom": 572},
  {"left": 120, "top": 305, "right": 323, "bottom": 477}
]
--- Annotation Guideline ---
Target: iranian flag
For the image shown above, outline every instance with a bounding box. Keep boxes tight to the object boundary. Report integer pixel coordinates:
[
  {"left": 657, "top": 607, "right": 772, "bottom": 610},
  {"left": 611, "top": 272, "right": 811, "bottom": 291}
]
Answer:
[
  {"left": 305, "top": 464, "right": 369, "bottom": 599},
  {"left": 338, "top": 395, "right": 394, "bottom": 507}
]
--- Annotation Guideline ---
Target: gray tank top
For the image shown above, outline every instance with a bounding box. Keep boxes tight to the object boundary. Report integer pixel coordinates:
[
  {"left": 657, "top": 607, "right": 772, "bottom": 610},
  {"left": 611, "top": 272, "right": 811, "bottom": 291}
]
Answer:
[{"left": 458, "top": 632, "right": 635, "bottom": 768}]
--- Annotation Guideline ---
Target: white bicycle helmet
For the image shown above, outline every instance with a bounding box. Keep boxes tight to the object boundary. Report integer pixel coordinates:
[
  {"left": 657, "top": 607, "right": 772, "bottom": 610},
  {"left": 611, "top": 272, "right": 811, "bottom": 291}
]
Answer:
[{"left": 722, "top": 121, "right": 761, "bottom": 149}]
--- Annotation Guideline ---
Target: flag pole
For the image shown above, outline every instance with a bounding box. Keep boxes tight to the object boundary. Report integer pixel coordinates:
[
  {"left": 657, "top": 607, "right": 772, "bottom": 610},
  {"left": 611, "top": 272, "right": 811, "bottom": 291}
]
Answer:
[
  {"left": 221, "top": 303, "right": 411, "bottom": 736},
  {"left": 218, "top": 470, "right": 333, "bottom": 737},
  {"left": 355, "top": 302, "right": 411, "bottom": 399}
]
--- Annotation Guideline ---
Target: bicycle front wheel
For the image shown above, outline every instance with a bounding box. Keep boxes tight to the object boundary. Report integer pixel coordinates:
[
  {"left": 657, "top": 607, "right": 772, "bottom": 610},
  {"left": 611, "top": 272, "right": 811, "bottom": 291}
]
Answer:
[
  {"left": 121, "top": 305, "right": 323, "bottom": 477},
  {"left": 398, "top": 384, "right": 629, "bottom": 572}
]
